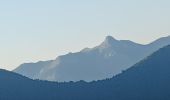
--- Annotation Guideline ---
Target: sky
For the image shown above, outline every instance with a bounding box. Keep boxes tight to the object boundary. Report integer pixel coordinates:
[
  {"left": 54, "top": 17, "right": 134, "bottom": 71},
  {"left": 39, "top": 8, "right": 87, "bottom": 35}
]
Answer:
[{"left": 0, "top": 0, "right": 170, "bottom": 70}]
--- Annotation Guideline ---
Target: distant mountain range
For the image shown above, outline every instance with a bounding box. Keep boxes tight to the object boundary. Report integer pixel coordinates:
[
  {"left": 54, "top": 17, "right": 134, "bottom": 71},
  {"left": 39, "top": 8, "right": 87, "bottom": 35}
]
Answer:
[
  {"left": 14, "top": 35, "right": 170, "bottom": 82},
  {"left": 1, "top": 45, "right": 170, "bottom": 100}
]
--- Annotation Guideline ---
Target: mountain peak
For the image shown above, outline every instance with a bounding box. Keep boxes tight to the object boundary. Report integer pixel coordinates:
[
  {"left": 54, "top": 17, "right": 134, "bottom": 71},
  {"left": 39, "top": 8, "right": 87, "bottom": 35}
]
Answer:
[
  {"left": 102, "top": 35, "right": 119, "bottom": 46},
  {"left": 105, "top": 35, "right": 117, "bottom": 42},
  {"left": 97, "top": 36, "right": 119, "bottom": 49}
]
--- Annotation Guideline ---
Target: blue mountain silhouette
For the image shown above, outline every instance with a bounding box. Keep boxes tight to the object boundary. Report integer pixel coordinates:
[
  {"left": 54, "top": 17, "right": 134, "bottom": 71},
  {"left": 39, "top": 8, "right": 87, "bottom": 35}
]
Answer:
[
  {"left": 14, "top": 36, "right": 170, "bottom": 82},
  {"left": 1, "top": 45, "right": 170, "bottom": 100}
]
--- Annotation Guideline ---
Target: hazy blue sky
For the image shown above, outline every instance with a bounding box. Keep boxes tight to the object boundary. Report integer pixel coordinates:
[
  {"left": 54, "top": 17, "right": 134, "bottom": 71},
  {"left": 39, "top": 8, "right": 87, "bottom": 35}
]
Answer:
[{"left": 0, "top": 0, "right": 170, "bottom": 70}]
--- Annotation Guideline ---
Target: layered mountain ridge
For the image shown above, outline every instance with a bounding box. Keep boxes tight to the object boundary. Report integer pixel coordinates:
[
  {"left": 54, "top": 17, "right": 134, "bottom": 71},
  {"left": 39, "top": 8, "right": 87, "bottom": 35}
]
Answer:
[
  {"left": 1, "top": 45, "right": 170, "bottom": 100},
  {"left": 14, "top": 35, "right": 170, "bottom": 82}
]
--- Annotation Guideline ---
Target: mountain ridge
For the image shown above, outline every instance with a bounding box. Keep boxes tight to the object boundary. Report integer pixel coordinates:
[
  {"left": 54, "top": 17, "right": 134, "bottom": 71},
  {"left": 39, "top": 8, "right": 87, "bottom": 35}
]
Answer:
[
  {"left": 14, "top": 35, "right": 170, "bottom": 82},
  {"left": 1, "top": 45, "right": 170, "bottom": 100}
]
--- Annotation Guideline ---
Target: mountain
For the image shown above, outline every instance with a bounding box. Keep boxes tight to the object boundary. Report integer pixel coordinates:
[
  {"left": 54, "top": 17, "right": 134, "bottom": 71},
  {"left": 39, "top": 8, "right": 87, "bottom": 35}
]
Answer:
[
  {"left": 14, "top": 35, "right": 170, "bottom": 82},
  {"left": 1, "top": 45, "right": 170, "bottom": 100}
]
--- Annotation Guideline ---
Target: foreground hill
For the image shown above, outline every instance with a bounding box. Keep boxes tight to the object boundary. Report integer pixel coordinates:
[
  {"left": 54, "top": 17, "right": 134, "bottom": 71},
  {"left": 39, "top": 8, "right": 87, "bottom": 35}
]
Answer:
[
  {"left": 1, "top": 45, "right": 170, "bottom": 100},
  {"left": 14, "top": 35, "right": 170, "bottom": 82}
]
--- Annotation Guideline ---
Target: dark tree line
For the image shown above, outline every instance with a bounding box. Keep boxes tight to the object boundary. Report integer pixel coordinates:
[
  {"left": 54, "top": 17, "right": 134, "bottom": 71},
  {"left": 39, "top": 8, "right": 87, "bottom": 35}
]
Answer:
[{"left": 0, "top": 45, "right": 170, "bottom": 100}]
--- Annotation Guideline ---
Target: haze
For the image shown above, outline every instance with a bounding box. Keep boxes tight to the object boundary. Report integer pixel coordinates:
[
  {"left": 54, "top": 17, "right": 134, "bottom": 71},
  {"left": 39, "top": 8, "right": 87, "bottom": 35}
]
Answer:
[{"left": 0, "top": 0, "right": 170, "bottom": 70}]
